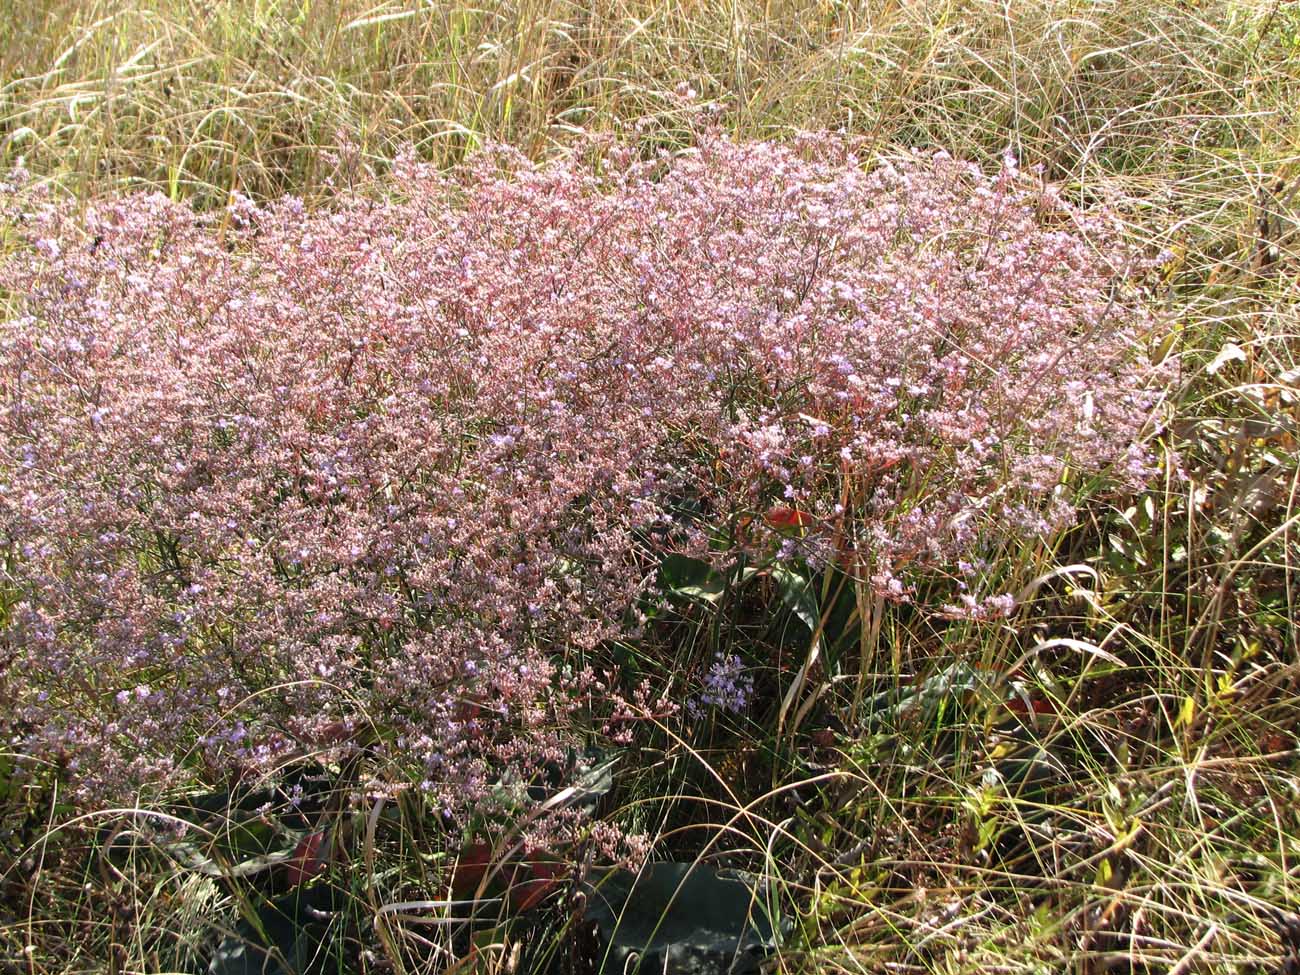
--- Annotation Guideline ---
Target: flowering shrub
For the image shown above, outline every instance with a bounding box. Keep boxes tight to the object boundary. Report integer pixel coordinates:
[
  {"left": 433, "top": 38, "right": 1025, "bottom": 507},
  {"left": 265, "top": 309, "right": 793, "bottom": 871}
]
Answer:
[{"left": 0, "top": 133, "right": 1166, "bottom": 807}]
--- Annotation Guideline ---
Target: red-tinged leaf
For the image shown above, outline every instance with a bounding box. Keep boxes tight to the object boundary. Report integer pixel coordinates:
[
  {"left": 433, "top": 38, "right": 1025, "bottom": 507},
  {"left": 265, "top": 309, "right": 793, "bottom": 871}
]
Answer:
[
  {"left": 1262, "top": 733, "right": 1291, "bottom": 753},
  {"left": 518, "top": 857, "right": 567, "bottom": 885},
  {"left": 1006, "top": 696, "right": 1055, "bottom": 716},
  {"left": 315, "top": 720, "right": 353, "bottom": 744},
  {"left": 451, "top": 841, "right": 494, "bottom": 895},
  {"left": 509, "top": 876, "right": 559, "bottom": 911},
  {"left": 764, "top": 506, "right": 813, "bottom": 530},
  {"left": 285, "top": 830, "right": 327, "bottom": 886},
  {"left": 506, "top": 854, "right": 568, "bottom": 909},
  {"left": 452, "top": 696, "right": 486, "bottom": 724},
  {"left": 811, "top": 729, "right": 836, "bottom": 749}
]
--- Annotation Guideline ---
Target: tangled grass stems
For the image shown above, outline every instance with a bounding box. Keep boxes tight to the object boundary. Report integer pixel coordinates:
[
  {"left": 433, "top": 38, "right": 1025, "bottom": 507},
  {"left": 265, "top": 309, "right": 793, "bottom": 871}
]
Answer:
[{"left": 2, "top": 1, "right": 1299, "bottom": 973}]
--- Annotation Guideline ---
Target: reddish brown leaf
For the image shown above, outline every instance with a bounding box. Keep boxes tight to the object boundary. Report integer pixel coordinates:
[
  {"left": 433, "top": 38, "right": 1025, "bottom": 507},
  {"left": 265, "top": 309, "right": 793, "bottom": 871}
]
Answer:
[
  {"left": 286, "top": 830, "right": 327, "bottom": 886},
  {"left": 764, "top": 506, "right": 813, "bottom": 530},
  {"left": 451, "top": 841, "right": 494, "bottom": 895}
]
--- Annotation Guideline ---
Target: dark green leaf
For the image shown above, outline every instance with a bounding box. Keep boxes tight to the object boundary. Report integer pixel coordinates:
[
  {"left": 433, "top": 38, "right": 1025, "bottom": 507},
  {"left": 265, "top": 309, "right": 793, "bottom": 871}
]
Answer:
[
  {"left": 207, "top": 888, "right": 341, "bottom": 975},
  {"left": 582, "top": 861, "right": 784, "bottom": 974},
  {"left": 768, "top": 563, "right": 820, "bottom": 639},
  {"left": 659, "top": 554, "right": 726, "bottom": 605}
]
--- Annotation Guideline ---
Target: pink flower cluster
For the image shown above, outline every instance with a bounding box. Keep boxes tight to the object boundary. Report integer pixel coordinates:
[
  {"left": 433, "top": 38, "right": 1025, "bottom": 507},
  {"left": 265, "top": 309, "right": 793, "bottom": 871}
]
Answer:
[{"left": 0, "top": 133, "right": 1166, "bottom": 804}]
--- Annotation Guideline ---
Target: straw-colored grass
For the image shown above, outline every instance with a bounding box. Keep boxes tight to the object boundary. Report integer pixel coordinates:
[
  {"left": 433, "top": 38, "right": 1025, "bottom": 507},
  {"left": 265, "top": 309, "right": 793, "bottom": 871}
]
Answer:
[{"left": 2, "top": 1, "right": 1299, "bottom": 973}]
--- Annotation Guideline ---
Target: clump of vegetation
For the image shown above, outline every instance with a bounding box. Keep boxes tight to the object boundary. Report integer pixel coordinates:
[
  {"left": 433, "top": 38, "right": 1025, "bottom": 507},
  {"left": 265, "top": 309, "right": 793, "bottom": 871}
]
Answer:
[{"left": 1, "top": 2, "right": 1297, "bottom": 974}]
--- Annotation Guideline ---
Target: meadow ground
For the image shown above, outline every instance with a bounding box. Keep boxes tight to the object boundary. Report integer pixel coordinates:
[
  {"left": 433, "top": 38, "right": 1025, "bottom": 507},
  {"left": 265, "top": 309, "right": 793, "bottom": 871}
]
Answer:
[{"left": 2, "top": 1, "right": 1299, "bottom": 973}]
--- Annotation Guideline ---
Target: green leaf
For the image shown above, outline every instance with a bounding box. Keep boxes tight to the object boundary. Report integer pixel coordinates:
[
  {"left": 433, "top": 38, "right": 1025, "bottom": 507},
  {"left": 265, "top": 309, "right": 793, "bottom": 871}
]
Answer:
[
  {"left": 207, "top": 887, "right": 342, "bottom": 975},
  {"left": 581, "top": 861, "right": 785, "bottom": 975},
  {"left": 0, "top": 752, "right": 14, "bottom": 807},
  {"left": 768, "top": 563, "right": 817, "bottom": 634},
  {"left": 528, "top": 749, "right": 621, "bottom": 816},
  {"left": 861, "top": 662, "right": 988, "bottom": 727},
  {"left": 658, "top": 554, "right": 726, "bottom": 605},
  {"left": 768, "top": 563, "right": 824, "bottom": 651}
]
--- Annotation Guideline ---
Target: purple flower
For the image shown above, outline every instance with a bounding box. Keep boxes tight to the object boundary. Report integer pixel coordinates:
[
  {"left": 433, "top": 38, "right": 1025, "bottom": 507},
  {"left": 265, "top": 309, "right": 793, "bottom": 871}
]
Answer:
[{"left": 690, "top": 654, "right": 754, "bottom": 717}]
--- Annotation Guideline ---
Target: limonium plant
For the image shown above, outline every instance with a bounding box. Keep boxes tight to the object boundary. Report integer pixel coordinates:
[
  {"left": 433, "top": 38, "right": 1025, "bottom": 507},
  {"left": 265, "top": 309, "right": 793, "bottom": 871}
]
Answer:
[{"left": 0, "top": 131, "right": 1167, "bottom": 814}]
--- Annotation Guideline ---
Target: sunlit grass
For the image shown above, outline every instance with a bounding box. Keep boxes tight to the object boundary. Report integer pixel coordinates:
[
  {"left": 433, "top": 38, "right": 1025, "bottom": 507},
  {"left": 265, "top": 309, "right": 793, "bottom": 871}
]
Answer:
[{"left": 2, "top": 0, "right": 1299, "bottom": 972}]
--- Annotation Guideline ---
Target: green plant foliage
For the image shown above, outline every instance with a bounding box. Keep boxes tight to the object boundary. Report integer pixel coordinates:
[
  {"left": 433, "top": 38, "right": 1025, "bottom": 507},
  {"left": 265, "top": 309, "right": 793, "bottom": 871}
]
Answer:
[
  {"left": 581, "top": 862, "right": 784, "bottom": 975},
  {"left": 206, "top": 886, "right": 344, "bottom": 975},
  {"left": 658, "top": 554, "right": 729, "bottom": 608}
]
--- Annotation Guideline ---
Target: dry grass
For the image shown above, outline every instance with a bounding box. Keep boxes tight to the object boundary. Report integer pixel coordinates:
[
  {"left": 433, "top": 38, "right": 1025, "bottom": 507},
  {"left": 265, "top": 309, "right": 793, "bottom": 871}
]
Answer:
[
  {"left": 3, "top": 1, "right": 1300, "bottom": 973},
  {"left": 3, "top": 2, "right": 1296, "bottom": 213}
]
